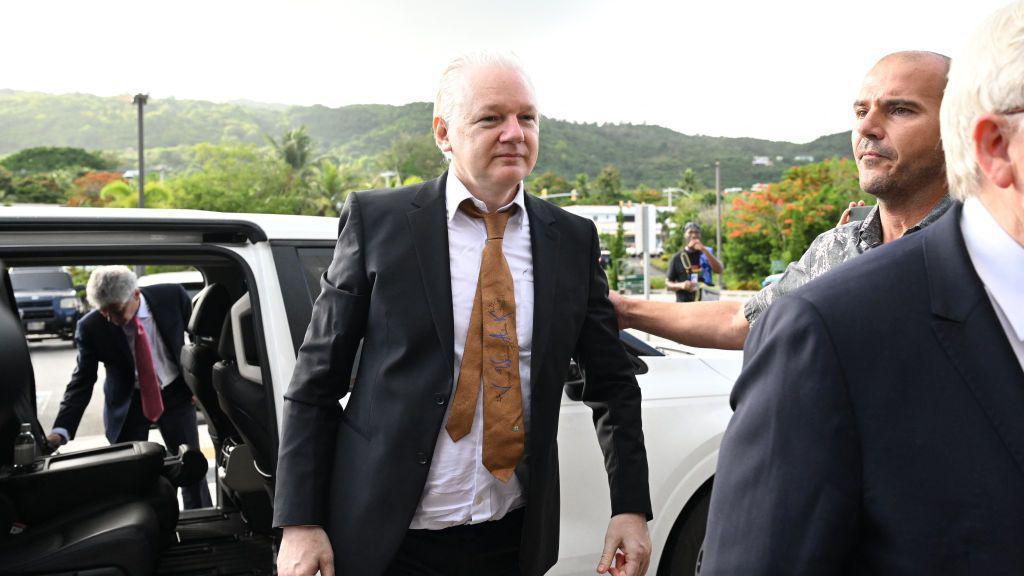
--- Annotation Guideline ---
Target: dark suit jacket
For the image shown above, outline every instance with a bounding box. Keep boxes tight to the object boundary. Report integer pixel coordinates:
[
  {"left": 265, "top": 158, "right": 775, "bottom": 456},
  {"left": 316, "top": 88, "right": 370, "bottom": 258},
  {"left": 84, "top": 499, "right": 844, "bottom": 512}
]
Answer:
[
  {"left": 702, "top": 202, "right": 1024, "bottom": 575},
  {"left": 53, "top": 284, "right": 192, "bottom": 443},
  {"left": 273, "top": 173, "right": 652, "bottom": 576}
]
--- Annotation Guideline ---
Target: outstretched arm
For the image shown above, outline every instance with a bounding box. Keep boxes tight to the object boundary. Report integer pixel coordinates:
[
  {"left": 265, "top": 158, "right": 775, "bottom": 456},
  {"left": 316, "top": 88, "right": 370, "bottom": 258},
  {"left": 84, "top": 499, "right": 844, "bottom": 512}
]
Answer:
[{"left": 611, "top": 293, "right": 748, "bottom": 350}]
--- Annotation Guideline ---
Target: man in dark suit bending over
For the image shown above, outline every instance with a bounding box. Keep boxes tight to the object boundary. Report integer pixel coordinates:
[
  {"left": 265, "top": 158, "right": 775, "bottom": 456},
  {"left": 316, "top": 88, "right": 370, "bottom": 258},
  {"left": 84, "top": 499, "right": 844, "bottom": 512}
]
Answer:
[
  {"left": 701, "top": 3, "right": 1024, "bottom": 572},
  {"left": 274, "top": 52, "right": 652, "bottom": 576},
  {"left": 47, "top": 265, "right": 212, "bottom": 510}
]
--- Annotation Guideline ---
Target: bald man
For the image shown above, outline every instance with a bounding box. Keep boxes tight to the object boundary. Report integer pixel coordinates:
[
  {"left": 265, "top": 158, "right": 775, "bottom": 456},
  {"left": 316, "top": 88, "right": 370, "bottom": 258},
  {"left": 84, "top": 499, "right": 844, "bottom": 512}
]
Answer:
[
  {"left": 613, "top": 51, "right": 952, "bottom": 350},
  {"left": 701, "top": 7, "right": 1024, "bottom": 571}
]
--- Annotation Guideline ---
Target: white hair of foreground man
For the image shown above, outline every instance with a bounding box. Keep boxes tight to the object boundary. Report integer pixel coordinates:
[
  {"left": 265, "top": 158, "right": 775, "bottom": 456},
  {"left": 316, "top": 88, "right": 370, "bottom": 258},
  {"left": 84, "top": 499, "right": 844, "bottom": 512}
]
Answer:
[
  {"left": 86, "top": 265, "right": 138, "bottom": 309},
  {"left": 941, "top": 0, "right": 1024, "bottom": 200},
  {"left": 432, "top": 51, "right": 536, "bottom": 160}
]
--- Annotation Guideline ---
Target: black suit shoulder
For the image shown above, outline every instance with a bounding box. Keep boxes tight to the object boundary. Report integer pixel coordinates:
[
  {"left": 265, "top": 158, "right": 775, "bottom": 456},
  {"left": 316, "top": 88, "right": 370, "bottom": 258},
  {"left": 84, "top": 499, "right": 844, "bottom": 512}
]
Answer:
[{"left": 788, "top": 228, "right": 930, "bottom": 328}]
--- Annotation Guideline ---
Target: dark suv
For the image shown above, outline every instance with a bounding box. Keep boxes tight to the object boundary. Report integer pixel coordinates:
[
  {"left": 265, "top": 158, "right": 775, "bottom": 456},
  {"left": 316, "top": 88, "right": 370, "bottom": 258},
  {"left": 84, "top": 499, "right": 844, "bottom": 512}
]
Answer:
[{"left": 10, "top": 267, "right": 83, "bottom": 341}]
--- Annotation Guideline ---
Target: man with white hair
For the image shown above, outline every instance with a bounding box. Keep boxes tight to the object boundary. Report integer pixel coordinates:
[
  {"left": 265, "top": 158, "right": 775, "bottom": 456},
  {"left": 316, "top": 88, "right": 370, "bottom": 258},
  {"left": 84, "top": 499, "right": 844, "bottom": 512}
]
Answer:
[
  {"left": 47, "top": 265, "right": 212, "bottom": 510},
  {"left": 274, "top": 52, "right": 652, "bottom": 576},
  {"left": 699, "top": 4, "right": 1024, "bottom": 573}
]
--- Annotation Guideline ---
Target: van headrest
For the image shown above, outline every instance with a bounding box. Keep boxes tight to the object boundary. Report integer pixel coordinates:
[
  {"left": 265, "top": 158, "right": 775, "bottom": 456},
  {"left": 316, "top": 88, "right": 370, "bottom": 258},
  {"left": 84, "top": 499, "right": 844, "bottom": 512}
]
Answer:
[{"left": 188, "top": 284, "right": 231, "bottom": 340}]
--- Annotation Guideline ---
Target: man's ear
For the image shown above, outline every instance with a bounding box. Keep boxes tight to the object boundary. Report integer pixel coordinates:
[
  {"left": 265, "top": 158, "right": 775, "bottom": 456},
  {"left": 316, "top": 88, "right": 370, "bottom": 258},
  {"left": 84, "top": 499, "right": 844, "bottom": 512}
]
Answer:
[
  {"left": 973, "top": 114, "right": 1015, "bottom": 189},
  {"left": 433, "top": 117, "right": 452, "bottom": 154}
]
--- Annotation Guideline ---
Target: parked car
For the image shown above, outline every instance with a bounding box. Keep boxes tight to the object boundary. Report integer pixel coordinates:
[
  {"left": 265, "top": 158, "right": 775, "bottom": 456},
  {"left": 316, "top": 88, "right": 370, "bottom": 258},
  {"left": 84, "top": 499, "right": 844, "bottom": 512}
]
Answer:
[
  {"left": 9, "top": 267, "right": 83, "bottom": 341},
  {"left": 0, "top": 205, "right": 739, "bottom": 575}
]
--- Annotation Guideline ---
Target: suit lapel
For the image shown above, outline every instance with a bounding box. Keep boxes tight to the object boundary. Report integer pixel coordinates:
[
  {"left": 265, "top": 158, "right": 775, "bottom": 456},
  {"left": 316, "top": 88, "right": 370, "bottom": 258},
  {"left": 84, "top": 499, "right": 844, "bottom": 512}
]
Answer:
[
  {"left": 525, "top": 194, "right": 560, "bottom": 388},
  {"left": 926, "top": 202, "right": 1024, "bottom": 478},
  {"left": 407, "top": 174, "right": 455, "bottom": 374}
]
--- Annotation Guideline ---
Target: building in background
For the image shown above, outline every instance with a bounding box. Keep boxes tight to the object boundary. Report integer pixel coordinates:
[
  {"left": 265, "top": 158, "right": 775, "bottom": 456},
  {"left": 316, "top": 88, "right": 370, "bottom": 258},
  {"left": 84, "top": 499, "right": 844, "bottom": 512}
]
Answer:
[{"left": 564, "top": 204, "right": 672, "bottom": 256}]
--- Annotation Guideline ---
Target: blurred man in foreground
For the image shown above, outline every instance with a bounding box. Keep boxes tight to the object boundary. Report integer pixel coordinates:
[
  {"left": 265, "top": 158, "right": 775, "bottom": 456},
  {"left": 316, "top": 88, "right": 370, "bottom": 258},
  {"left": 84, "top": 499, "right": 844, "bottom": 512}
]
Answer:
[
  {"left": 701, "top": 3, "right": 1024, "bottom": 572},
  {"left": 613, "top": 51, "right": 952, "bottom": 349}
]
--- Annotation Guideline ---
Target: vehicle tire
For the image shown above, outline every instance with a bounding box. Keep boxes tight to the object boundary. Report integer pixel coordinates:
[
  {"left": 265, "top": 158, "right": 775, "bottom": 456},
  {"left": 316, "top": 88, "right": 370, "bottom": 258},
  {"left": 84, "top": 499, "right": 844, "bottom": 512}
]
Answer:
[{"left": 658, "top": 486, "right": 711, "bottom": 576}]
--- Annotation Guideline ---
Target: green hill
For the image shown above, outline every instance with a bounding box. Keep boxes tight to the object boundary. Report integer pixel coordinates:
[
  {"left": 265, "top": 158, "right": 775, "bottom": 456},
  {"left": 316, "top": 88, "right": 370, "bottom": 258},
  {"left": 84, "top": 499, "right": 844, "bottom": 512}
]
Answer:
[{"left": 0, "top": 89, "right": 851, "bottom": 189}]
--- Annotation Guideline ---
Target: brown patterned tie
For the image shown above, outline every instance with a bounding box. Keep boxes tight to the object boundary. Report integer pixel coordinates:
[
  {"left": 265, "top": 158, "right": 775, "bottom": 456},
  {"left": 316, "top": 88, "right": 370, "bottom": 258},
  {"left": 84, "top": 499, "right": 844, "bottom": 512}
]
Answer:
[{"left": 446, "top": 200, "right": 524, "bottom": 482}]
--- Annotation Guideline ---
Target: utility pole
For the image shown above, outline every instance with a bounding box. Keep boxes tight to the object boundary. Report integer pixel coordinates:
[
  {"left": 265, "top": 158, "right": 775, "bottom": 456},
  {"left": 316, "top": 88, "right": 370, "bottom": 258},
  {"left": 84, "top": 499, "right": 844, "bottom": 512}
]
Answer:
[
  {"left": 132, "top": 94, "right": 149, "bottom": 208},
  {"left": 715, "top": 160, "right": 722, "bottom": 284}
]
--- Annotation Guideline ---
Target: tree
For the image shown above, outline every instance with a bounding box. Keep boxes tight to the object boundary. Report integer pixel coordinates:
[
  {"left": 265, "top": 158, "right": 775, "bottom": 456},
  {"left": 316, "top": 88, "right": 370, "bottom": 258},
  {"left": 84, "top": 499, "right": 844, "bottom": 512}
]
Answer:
[
  {"left": 266, "top": 126, "right": 314, "bottom": 193},
  {"left": 529, "top": 170, "right": 570, "bottom": 202},
  {"left": 608, "top": 207, "right": 627, "bottom": 291},
  {"left": 574, "top": 173, "right": 590, "bottom": 200},
  {"left": 67, "top": 171, "right": 125, "bottom": 206},
  {"left": 379, "top": 133, "right": 446, "bottom": 183},
  {"left": 594, "top": 165, "right": 623, "bottom": 204},
  {"left": 631, "top": 185, "right": 662, "bottom": 204},
  {"left": 172, "top": 144, "right": 298, "bottom": 214},
  {"left": 678, "top": 168, "right": 702, "bottom": 196},
  {"left": 10, "top": 173, "right": 68, "bottom": 204},
  {"left": 0, "top": 147, "right": 111, "bottom": 174},
  {"left": 723, "top": 158, "right": 866, "bottom": 287},
  {"left": 100, "top": 180, "right": 175, "bottom": 208},
  {"left": 0, "top": 166, "right": 13, "bottom": 201}
]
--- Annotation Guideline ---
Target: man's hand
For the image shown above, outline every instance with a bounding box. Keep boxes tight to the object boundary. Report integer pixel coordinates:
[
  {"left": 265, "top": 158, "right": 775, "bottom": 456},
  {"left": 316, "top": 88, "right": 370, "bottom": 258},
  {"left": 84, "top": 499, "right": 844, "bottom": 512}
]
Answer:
[
  {"left": 687, "top": 238, "right": 706, "bottom": 252},
  {"left": 608, "top": 290, "right": 631, "bottom": 330},
  {"left": 837, "top": 200, "right": 866, "bottom": 227},
  {"left": 45, "top": 433, "right": 65, "bottom": 451},
  {"left": 278, "top": 525, "right": 334, "bottom": 576},
  {"left": 597, "top": 513, "right": 651, "bottom": 576}
]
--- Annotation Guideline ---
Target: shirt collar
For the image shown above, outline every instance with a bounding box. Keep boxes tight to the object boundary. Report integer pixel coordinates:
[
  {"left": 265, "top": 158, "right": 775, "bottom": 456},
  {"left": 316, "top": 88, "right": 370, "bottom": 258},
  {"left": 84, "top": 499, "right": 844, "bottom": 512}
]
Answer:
[
  {"left": 136, "top": 293, "right": 151, "bottom": 320},
  {"left": 445, "top": 168, "right": 526, "bottom": 227},
  {"left": 855, "top": 195, "right": 953, "bottom": 249},
  {"left": 960, "top": 196, "right": 1024, "bottom": 340}
]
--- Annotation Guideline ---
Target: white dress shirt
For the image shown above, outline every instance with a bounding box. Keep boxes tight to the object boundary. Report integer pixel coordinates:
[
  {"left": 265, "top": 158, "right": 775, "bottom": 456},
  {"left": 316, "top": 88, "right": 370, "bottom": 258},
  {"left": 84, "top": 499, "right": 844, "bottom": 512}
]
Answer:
[
  {"left": 409, "top": 169, "right": 534, "bottom": 529},
  {"left": 961, "top": 197, "right": 1024, "bottom": 371},
  {"left": 125, "top": 294, "right": 181, "bottom": 389}
]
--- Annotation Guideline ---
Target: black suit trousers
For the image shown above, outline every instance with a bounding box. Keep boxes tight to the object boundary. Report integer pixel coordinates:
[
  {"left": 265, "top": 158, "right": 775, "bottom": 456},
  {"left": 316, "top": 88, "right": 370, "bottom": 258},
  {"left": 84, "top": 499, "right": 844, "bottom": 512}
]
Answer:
[{"left": 118, "top": 377, "right": 212, "bottom": 510}]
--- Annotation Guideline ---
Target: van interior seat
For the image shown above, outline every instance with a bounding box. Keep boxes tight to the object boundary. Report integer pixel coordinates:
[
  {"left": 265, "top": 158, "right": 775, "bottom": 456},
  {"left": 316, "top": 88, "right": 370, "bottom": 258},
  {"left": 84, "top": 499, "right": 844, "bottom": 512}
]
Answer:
[
  {"left": 0, "top": 498, "right": 161, "bottom": 576},
  {"left": 210, "top": 295, "right": 275, "bottom": 531},
  {"left": 0, "top": 280, "right": 165, "bottom": 575},
  {"left": 181, "top": 282, "right": 241, "bottom": 457}
]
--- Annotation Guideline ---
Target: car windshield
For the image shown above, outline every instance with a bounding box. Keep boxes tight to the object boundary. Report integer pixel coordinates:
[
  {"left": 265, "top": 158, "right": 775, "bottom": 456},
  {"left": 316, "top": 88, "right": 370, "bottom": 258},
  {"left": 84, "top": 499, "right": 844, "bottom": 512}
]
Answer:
[{"left": 11, "top": 271, "right": 73, "bottom": 291}]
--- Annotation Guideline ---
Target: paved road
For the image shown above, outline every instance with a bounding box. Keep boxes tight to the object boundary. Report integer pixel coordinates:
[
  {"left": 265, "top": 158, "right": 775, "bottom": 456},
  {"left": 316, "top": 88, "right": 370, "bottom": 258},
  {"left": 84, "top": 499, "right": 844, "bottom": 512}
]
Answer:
[{"left": 30, "top": 338, "right": 106, "bottom": 440}]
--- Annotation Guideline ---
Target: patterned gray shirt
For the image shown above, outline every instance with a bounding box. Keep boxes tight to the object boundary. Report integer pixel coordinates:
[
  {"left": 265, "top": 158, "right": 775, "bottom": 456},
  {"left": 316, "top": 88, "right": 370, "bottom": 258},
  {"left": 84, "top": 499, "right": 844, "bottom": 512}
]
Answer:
[{"left": 743, "top": 196, "right": 953, "bottom": 324}]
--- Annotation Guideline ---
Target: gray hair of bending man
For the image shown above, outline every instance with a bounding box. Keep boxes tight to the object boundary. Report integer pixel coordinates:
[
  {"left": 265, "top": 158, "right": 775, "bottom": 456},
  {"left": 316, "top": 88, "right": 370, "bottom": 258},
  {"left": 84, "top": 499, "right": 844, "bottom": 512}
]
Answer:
[
  {"left": 432, "top": 50, "right": 537, "bottom": 161},
  {"left": 86, "top": 265, "right": 138, "bottom": 309},
  {"left": 941, "top": 0, "right": 1024, "bottom": 200}
]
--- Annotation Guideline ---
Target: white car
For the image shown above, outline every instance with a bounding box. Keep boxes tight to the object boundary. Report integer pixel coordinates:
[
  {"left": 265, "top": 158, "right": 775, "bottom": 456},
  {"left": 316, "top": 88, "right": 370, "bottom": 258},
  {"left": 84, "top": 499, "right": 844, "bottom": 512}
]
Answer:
[{"left": 0, "top": 205, "right": 737, "bottom": 575}]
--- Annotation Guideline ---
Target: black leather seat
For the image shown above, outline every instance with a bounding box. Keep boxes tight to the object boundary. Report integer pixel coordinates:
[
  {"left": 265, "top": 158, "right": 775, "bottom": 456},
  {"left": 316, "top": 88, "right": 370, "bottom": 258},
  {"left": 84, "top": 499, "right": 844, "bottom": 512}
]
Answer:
[
  {"left": 210, "top": 300, "right": 275, "bottom": 532},
  {"left": 0, "top": 499, "right": 161, "bottom": 576},
  {"left": 212, "top": 308, "right": 275, "bottom": 487},
  {"left": 181, "top": 283, "right": 240, "bottom": 458},
  {"left": 0, "top": 263, "right": 165, "bottom": 575}
]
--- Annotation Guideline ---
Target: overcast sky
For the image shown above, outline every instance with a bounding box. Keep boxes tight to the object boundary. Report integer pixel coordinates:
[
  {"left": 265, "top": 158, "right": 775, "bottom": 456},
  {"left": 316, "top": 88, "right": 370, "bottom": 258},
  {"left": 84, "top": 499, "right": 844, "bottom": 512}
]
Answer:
[{"left": 2, "top": 0, "right": 1009, "bottom": 143}]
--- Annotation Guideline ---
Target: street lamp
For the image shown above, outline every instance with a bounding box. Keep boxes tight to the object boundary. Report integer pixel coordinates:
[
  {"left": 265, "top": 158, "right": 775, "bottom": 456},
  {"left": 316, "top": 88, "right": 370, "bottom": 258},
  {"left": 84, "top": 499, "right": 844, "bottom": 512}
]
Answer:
[
  {"left": 132, "top": 94, "right": 149, "bottom": 209},
  {"left": 379, "top": 170, "right": 398, "bottom": 188},
  {"left": 661, "top": 187, "right": 684, "bottom": 208}
]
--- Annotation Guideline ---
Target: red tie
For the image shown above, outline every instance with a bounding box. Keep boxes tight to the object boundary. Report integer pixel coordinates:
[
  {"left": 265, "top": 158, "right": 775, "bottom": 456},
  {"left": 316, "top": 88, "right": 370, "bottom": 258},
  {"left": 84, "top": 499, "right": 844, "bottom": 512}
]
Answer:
[{"left": 133, "top": 315, "right": 164, "bottom": 422}]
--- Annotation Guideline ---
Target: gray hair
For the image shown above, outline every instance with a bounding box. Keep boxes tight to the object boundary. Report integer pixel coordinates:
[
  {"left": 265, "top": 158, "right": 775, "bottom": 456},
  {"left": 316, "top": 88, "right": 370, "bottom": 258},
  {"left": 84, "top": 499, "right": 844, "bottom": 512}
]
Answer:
[
  {"left": 432, "top": 51, "right": 536, "bottom": 160},
  {"left": 941, "top": 1, "right": 1024, "bottom": 200},
  {"left": 86, "top": 265, "right": 138, "bottom": 309}
]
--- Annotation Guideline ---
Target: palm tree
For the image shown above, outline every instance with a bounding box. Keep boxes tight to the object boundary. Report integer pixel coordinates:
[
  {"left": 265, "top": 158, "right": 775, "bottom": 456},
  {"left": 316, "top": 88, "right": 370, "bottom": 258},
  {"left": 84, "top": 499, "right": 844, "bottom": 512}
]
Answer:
[{"left": 266, "top": 126, "right": 313, "bottom": 192}]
